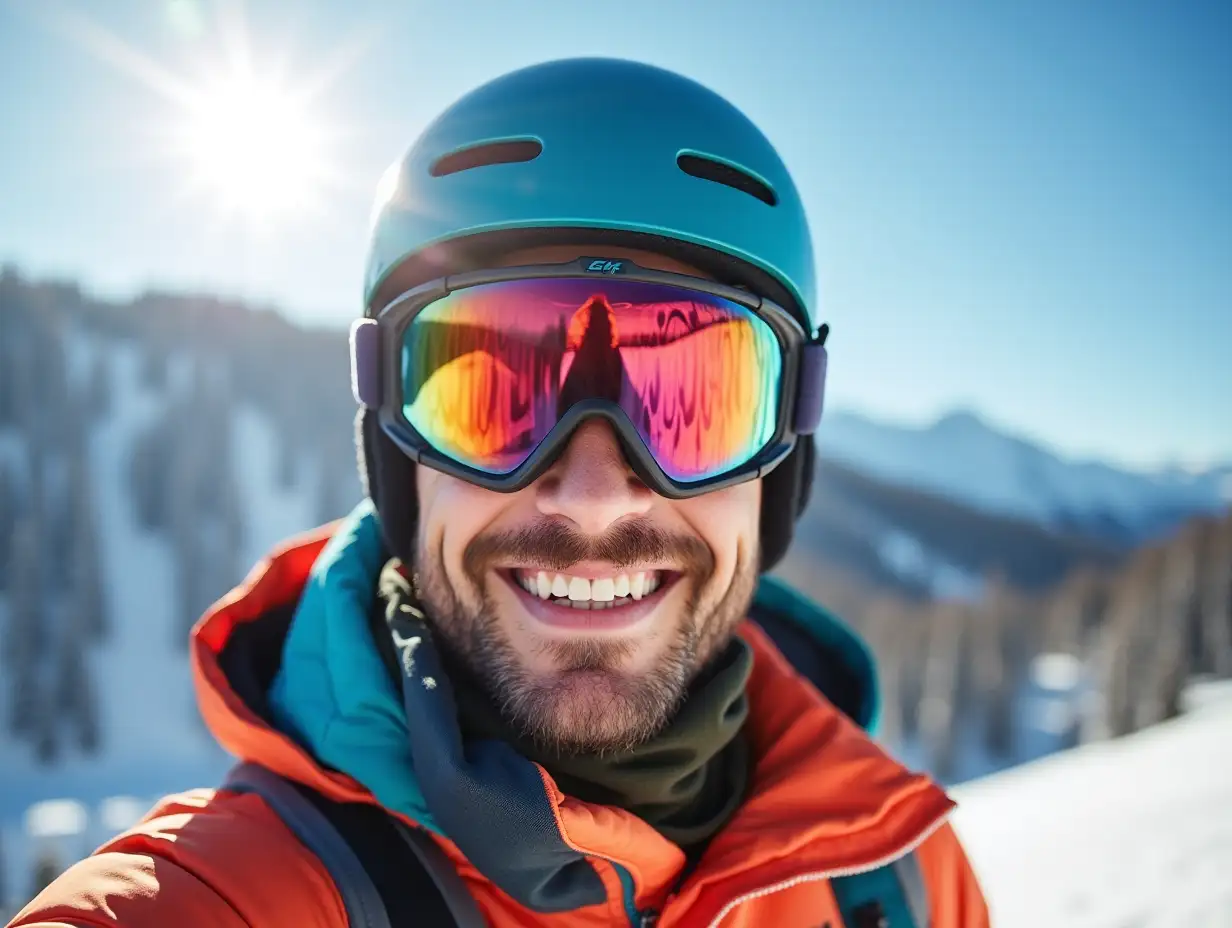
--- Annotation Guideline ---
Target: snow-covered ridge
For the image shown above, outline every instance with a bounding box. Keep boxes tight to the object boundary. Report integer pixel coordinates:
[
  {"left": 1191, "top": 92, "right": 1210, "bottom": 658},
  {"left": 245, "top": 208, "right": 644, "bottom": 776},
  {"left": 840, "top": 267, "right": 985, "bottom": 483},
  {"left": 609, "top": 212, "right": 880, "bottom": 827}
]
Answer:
[
  {"left": 951, "top": 692, "right": 1232, "bottom": 927},
  {"left": 817, "top": 409, "right": 1232, "bottom": 545}
]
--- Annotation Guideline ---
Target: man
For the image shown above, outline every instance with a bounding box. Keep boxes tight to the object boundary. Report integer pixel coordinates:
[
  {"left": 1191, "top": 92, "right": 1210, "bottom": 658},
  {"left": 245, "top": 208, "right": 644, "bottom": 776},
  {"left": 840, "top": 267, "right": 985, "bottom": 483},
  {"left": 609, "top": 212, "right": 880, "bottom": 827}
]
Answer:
[{"left": 11, "top": 58, "right": 989, "bottom": 927}]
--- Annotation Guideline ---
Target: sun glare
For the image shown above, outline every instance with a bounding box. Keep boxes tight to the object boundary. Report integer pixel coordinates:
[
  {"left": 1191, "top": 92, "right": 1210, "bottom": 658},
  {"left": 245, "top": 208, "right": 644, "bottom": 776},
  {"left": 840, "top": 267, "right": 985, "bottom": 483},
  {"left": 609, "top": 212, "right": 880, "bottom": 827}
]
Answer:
[
  {"left": 177, "top": 68, "right": 332, "bottom": 223},
  {"left": 45, "top": 5, "right": 364, "bottom": 229}
]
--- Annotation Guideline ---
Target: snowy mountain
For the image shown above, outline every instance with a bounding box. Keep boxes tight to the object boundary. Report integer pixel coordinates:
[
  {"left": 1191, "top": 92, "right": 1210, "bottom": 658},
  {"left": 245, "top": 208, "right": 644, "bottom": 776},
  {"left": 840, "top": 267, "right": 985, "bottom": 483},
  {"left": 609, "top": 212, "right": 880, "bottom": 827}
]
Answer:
[
  {"left": 788, "top": 459, "right": 1124, "bottom": 601},
  {"left": 817, "top": 409, "right": 1232, "bottom": 546}
]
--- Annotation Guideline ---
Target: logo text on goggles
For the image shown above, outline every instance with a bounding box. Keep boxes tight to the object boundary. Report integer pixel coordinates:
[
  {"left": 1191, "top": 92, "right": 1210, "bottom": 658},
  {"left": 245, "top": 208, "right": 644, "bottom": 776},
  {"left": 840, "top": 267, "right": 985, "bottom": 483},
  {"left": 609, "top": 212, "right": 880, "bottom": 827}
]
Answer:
[{"left": 587, "top": 259, "right": 624, "bottom": 274}]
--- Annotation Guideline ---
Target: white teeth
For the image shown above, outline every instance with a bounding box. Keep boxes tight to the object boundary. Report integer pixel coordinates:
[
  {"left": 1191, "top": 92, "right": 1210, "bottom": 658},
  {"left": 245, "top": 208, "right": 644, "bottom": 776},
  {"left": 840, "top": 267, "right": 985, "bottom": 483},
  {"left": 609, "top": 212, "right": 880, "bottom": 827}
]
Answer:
[
  {"left": 631, "top": 572, "right": 646, "bottom": 600},
  {"left": 515, "top": 569, "right": 662, "bottom": 604}
]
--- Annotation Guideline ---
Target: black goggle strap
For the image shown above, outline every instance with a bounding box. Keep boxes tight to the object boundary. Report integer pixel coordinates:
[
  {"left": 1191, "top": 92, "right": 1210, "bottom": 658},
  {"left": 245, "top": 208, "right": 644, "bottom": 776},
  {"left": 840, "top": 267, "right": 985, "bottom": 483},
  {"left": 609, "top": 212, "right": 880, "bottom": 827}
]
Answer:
[{"left": 349, "top": 316, "right": 829, "bottom": 435}]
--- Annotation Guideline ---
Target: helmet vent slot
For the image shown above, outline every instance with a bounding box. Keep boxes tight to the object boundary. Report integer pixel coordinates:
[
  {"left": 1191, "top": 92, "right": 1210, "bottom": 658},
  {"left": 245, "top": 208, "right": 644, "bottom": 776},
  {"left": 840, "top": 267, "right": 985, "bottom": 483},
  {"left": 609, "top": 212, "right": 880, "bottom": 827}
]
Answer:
[
  {"left": 430, "top": 139, "right": 543, "bottom": 177},
  {"left": 677, "top": 152, "right": 777, "bottom": 206}
]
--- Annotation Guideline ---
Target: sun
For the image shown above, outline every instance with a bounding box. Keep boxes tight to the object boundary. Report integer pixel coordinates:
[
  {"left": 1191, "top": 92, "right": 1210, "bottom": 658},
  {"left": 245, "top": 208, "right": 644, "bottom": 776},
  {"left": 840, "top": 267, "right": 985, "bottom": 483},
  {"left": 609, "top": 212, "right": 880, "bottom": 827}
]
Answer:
[{"left": 175, "top": 66, "right": 333, "bottom": 223}]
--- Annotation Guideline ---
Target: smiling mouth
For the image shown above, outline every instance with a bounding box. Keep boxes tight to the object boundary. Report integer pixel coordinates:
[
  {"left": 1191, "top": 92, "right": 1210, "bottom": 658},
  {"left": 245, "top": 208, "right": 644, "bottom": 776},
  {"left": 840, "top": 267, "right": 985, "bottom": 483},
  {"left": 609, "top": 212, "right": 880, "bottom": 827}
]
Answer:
[
  {"left": 507, "top": 568, "right": 667, "bottom": 610},
  {"left": 498, "top": 566, "right": 679, "bottom": 631}
]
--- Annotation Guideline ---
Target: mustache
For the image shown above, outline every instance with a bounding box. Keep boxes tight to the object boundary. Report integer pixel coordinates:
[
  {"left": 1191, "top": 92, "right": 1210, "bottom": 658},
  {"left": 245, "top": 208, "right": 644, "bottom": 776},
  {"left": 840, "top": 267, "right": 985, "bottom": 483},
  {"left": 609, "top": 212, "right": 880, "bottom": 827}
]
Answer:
[{"left": 463, "top": 519, "right": 714, "bottom": 579}]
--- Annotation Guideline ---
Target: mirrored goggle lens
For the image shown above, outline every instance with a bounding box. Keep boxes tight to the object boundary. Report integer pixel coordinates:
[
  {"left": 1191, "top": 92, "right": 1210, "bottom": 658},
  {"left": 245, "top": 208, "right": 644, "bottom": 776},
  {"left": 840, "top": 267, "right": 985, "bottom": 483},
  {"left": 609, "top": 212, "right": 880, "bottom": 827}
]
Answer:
[{"left": 400, "top": 277, "right": 783, "bottom": 482}]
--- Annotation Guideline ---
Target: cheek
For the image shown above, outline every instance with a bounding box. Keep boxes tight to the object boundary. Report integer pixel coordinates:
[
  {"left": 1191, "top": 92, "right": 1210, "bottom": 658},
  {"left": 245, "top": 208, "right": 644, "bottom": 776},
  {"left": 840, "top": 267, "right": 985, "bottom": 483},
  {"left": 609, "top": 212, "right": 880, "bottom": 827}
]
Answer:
[
  {"left": 415, "top": 468, "right": 502, "bottom": 595},
  {"left": 676, "top": 480, "right": 761, "bottom": 587}
]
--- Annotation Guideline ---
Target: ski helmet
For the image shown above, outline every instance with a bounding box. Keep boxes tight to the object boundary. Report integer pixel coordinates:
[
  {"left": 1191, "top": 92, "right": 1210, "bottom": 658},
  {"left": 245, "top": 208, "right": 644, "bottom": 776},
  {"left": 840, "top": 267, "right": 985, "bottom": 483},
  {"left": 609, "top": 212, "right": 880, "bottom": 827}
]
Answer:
[{"left": 357, "top": 57, "right": 821, "bottom": 571}]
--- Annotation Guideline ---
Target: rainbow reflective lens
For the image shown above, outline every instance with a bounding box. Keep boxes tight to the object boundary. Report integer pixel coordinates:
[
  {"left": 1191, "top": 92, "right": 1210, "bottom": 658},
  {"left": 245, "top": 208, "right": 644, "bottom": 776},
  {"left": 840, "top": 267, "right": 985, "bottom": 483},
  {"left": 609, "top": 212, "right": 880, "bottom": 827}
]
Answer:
[{"left": 398, "top": 278, "right": 783, "bottom": 482}]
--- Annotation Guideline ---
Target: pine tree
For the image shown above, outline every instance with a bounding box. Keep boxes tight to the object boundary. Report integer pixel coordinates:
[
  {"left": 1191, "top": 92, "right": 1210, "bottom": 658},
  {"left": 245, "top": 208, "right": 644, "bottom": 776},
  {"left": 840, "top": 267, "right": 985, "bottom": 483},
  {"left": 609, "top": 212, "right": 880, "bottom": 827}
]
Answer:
[
  {"left": 77, "top": 659, "right": 101, "bottom": 755},
  {"left": 128, "top": 414, "right": 174, "bottom": 532},
  {"left": 1149, "top": 524, "right": 1200, "bottom": 723},
  {"left": 32, "top": 646, "right": 58, "bottom": 764},
  {"left": 1197, "top": 514, "right": 1232, "bottom": 678},
  {"left": 276, "top": 432, "right": 297, "bottom": 491},
  {"left": 5, "top": 519, "right": 42, "bottom": 740},
  {"left": 0, "top": 459, "right": 17, "bottom": 593},
  {"left": 1094, "top": 549, "right": 1161, "bottom": 738},
  {"left": 57, "top": 588, "right": 99, "bottom": 754},
  {"left": 67, "top": 450, "right": 107, "bottom": 640},
  {"left": 139, "top": 342, "right": 169, "bottom": 392},
  {"left": 0, "top": 303, "right": 17, "bottom": 427},
  {"left": 86, "top": 354, "right": 112, "bottom": 421},
  {"left": 0, "top": 826, "right": 8, "bottom": 918},
  {"left": 864, "top": 596, "right": 908, "bottom": 747},
  {"left": 976, "top": 575, "right": 1017, "bottom": 759},
  {"left": 167, "top": 398, "right": 207, "bottom": 646},
  {"left": 27, "top": 847, "right": 62, "bottom": 904},
  {"left": 919, "top": 602, "right": 964, "bottom": 781}
]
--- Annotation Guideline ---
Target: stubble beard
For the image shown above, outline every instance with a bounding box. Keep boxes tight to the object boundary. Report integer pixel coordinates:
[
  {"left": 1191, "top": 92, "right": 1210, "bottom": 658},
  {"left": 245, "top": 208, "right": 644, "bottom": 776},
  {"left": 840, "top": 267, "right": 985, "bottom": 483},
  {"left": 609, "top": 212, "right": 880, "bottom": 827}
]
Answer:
[{"left": 414, "top": 520, "right": 758, "bottom": 756}]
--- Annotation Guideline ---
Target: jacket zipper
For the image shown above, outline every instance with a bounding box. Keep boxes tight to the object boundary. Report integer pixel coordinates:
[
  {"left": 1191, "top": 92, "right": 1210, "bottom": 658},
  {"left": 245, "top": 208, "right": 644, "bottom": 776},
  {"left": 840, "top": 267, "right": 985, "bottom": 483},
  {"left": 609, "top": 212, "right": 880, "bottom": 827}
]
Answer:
[{"left": 698, "top": 810, "right": 952, "bottom": 928}]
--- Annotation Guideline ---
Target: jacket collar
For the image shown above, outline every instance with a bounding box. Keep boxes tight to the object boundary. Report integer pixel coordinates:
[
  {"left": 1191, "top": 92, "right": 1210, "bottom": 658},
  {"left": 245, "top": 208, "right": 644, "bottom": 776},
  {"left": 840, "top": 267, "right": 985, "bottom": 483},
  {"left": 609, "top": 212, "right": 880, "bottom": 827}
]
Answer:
[{"left": 193, "top": 503, "right": 953, "bottom": 916}]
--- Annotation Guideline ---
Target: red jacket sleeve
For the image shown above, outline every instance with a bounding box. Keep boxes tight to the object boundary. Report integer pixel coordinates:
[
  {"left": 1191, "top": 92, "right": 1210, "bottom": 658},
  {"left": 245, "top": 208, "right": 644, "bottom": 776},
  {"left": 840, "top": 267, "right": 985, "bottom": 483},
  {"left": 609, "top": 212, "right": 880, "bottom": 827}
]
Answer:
[
  {"left": 6, "top": 789, "right": 348, "bottom": 928},
  {"left": 916, "top": 821, "right": 991, "bottom": 928}
]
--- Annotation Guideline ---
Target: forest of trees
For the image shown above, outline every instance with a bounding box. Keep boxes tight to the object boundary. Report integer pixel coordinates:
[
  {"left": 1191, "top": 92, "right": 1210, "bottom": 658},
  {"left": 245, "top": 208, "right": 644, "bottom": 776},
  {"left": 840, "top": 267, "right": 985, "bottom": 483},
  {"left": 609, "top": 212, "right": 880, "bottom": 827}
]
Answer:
[
  {"left": 784, "top": 509, "right": 1232, "bottom": 780},
  {"left": 0, "top": 269, "right": 360, "bottom": 765}
]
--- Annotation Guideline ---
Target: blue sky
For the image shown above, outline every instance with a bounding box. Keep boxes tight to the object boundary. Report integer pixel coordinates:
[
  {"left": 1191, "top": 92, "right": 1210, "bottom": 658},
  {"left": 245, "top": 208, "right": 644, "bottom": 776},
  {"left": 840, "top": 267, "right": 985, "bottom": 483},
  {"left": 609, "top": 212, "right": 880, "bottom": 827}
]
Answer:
[{"left": 1, "top": 0, "right": 1229, "bottom": 470}]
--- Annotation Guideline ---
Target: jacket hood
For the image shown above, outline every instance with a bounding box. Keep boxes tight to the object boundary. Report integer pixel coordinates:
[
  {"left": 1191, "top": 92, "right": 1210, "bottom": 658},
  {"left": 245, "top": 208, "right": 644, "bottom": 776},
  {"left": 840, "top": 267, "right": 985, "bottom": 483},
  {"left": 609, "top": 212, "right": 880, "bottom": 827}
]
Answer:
[{"left": 192, "top": 502, "right": 951, "bottom": 919}]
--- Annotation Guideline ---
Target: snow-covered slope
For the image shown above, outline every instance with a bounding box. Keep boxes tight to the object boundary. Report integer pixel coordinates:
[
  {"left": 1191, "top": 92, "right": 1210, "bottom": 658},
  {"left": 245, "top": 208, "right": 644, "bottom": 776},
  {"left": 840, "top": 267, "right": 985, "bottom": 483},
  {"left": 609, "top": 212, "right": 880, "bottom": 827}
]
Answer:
[
  {"left": 0, "top": 318, "right": 361, "bottom": 890},
  {"left": 818, "top": 409, "right": 1232, "bottom": 544},
  {"left": 951, "top": 694, "right": 1232, "bottom": 927}
]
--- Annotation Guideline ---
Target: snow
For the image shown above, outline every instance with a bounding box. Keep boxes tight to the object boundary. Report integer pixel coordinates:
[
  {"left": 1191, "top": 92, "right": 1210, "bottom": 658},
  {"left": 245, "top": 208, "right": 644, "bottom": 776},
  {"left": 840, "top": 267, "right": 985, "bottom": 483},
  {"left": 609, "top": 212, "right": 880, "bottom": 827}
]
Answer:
[
  {"left": 1030, "top": 653, "right": 1085, "bottom": 692},
  {"left": 60, "top": 323, "right": 98, "bottom": 396},
  {"left": 819, "top": 409, "right": 1232, "bottom": 542},
  {"left": 23, "top": 802, "right": 87, "bottom": 841},
  {"left": 877, "top": 528, "right": 985, "bottom": 600},
  {"left": 951, "top": 696, "right": 1232, "bottom": 927},
  {"left": 231, "top": 403, "right": 321, "bottom": 570}
]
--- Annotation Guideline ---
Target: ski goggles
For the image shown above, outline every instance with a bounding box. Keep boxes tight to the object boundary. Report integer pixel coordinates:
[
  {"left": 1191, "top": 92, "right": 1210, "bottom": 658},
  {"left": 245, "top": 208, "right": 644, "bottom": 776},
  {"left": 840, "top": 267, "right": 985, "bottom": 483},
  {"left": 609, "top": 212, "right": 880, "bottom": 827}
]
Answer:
[{"left": 350, "top": 257, "right": 828, "bottom": 499}]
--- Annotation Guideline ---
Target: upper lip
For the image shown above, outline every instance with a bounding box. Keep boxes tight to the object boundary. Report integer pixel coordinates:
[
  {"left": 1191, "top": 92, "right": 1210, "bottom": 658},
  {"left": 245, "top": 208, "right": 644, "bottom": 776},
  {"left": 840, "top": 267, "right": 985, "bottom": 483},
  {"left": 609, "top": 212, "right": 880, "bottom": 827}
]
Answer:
[{"left": 498, "top": 562, "right": 678, "bottom": 577}]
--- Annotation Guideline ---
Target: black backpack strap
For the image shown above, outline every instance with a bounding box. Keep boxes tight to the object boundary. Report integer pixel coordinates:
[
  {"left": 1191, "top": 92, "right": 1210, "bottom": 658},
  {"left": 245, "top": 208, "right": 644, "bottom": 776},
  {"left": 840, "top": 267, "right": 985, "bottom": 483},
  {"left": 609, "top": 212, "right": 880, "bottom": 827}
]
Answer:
[
  {"left": 830, "top": 850, "right": 929, "bottom": 928},
  {"left": 223, "top": 762, "right": 485, "bottom": 927},
  {"left": 224, "top": 762, "right": 392, "bottom": 928},
  {"left": 392, "top": 819, "right": 488, "bottom": 927}
]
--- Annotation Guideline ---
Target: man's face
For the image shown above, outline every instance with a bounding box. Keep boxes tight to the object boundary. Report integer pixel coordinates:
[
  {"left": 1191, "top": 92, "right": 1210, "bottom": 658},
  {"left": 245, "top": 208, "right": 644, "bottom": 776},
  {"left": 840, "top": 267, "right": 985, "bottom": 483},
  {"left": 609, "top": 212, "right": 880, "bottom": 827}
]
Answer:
[{"left": 413, "top": 246, "right": 762, "bottom": 755}]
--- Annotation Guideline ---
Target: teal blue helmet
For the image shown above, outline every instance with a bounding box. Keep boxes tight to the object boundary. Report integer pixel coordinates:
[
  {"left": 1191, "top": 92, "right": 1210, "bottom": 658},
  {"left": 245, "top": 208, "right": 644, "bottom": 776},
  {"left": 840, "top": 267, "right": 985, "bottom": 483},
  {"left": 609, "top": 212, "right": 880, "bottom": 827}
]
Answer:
[
  {"left": 358, "top": 57, "right": 821, "bottom": 571},
  {"left": 364, "top": 57, "right": 819, "bottom": 334}
]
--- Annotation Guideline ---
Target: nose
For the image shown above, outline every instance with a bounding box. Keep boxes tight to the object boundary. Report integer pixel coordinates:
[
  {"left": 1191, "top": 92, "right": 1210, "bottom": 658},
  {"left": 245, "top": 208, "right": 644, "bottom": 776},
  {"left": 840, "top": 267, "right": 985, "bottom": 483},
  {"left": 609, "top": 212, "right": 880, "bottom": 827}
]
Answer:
[{"left": 534, "top": 420, "right": 654, "bottom": 534}]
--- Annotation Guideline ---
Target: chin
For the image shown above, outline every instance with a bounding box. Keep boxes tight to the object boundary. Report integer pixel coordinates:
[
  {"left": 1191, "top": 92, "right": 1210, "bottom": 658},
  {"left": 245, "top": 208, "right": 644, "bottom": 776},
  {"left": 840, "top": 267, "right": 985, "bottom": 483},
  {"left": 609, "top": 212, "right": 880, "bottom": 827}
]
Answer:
[{"left": 528, "top": 678, "right": 662, "bottom": 754}]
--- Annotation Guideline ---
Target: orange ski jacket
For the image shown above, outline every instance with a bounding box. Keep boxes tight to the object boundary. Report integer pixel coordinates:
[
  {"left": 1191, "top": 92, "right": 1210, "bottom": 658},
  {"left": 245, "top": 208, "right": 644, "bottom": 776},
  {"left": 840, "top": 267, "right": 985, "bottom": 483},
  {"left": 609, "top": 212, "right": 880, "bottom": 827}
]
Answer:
[{"left": 10, "top": 505, "right": 989, "bottom": 927}]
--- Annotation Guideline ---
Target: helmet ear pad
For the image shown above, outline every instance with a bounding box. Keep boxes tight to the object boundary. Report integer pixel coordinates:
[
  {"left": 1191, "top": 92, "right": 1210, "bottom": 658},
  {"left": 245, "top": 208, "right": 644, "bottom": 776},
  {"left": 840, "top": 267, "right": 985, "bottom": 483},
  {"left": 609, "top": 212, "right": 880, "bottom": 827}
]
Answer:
[
  {"left": 357, "top": 407, "right": 417, "bottom": 563},
  {"left": 357, "top": 405, "right": 813, "bottom": 574},
  {"left": 757, "top": 437, "right": 813, "bottom": 573}
]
